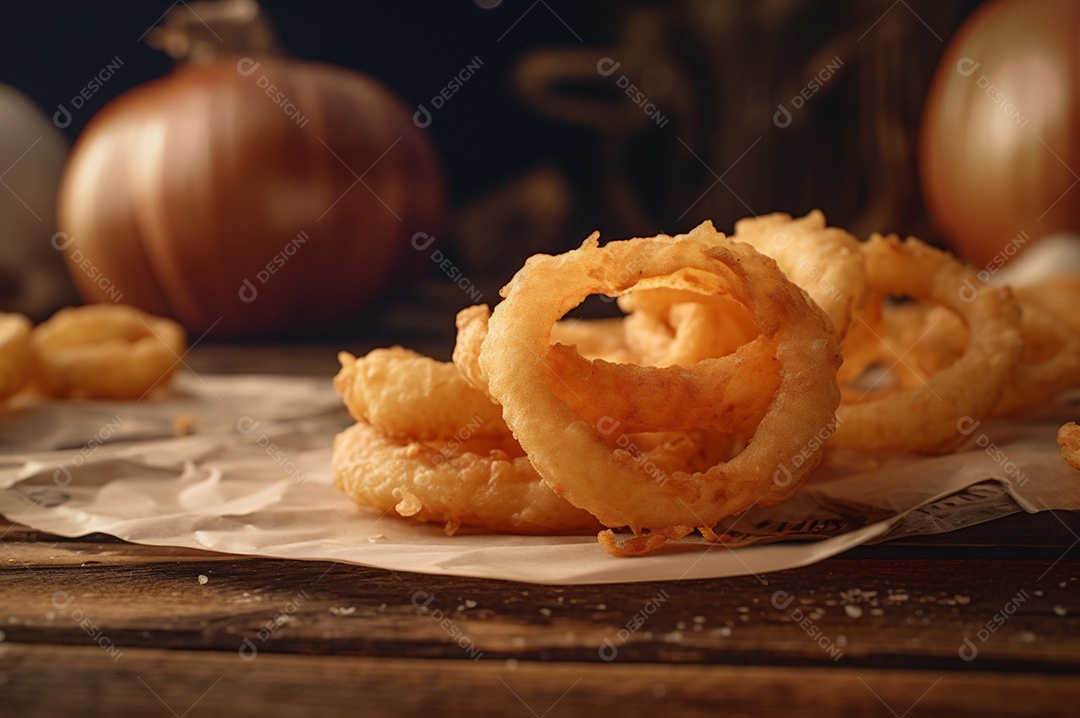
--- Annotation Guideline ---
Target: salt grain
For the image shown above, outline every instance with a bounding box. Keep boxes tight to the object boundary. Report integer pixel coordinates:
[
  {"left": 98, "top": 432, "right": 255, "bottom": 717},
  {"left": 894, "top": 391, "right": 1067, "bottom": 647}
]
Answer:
[{"left": 197, "top": 574, "right": 209, "bottom": 585}]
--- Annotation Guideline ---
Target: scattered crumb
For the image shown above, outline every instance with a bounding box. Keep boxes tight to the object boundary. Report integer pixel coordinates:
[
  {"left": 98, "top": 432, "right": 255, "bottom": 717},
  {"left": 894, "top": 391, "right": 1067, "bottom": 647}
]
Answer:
[
  {"left": 1034, "top": 590, "right": 1045, "bottom": 597},
  {"left": 1018, "top": 631, "right": 1038, "bottom": 643},
  {"left": 844, "top": 605, "right": 863, "bottom": 618},
  {"left": 955, "top": 595, "right": 971, "bottom": 605},
  {"left": 676, "top": 621, "right": 686, "bottom": 630},
  {"left": 597, "top": 603, "right": 607, "bottom": 610},
  {"left": 329, "top": 607, "right": 356, "bottom": 616},
  {"left": 693, "top": 615, "right": 706, "bottom": 624},
  {"left": 172, "top": 412, "right": 196, "bottom": 437},
  {"left": 539, "top": 608, "right": 551, "bottom": 617},
  {"left": 1053, "top": 605, "right": 1068, "bottom": 617},
  {"left": 197, "top": 574, "right": 209, "bottom": 585},
  {"left": 870, "top": 608, "right": 884, "bottom": 616},
  {"left": 836, "top": 634, "right": 847, "bottom": 647},
  {"left": 736, "top": 606, "right": 749, "bottom": 613},
  {"left": 465, "top": 600, "right": 477, "bottom": 609},
  {"left": 662, "top": 631, "right": 683, "bottom": 643}
]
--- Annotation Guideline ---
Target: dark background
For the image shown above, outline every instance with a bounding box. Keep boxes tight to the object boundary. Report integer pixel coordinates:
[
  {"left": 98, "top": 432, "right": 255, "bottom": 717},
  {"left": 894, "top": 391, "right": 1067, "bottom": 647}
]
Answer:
[{"left": 0, "top": 0, "right": 982, "bottom": 334}]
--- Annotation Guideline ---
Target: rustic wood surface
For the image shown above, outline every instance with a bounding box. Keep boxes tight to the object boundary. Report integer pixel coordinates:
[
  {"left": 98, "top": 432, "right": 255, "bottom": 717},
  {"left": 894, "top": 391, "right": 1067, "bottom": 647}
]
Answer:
[{"left": 1, "top": 343, "right": 1078, "bottom": 717}]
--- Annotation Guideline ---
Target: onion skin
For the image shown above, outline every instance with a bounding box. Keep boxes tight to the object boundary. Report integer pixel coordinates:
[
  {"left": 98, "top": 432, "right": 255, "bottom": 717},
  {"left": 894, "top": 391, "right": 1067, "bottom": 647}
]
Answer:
[
  {"left": 58, "top": 56, "right": 444, "bottom": 338},
  {"left": 919, "top": 0, "right": 1080, "bottom": 269}
]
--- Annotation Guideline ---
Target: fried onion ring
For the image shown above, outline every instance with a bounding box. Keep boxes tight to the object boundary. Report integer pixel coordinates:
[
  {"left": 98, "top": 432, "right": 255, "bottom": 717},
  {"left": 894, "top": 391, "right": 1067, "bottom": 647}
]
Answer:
[
  {"left": 731, "top": 210, "right": 867, "bottom": 339},
  {"left": 457, "top": 303, "right": 780, "bottom": 437},
  {"left": 830, "top": 234, "right": 1023, "bottom": 454},
  {"left": 32, "top": 305, "right": 186, "bottom": 399},
  {"left": 1059, "top": 422, "right": 1080, "bottom": 472},
  {"left": 332, "top": 422, "right": 601, "bottom": 534},
  {"left": 619, "top": 289, "right": 759, "bottom": 367},
  {"left": 480, "top": 223, "right": 841, "bottom": 532},
  {"left": 334, "top": 347, "right": 508, "bottom": 441},
  {"left": 0, "top": 313, "right": 33, "bottom": 401}
]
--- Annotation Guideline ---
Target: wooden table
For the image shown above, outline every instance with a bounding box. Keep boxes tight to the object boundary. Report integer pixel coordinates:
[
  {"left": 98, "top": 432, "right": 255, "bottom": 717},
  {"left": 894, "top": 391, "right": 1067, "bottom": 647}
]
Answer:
[{"left": 2, "top": 343, "right": 1078, "bottom": 717}]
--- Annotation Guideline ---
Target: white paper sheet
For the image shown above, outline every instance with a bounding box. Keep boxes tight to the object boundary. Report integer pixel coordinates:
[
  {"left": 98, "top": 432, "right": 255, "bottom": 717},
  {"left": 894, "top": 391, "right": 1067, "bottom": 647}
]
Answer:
[{"left": 1, "top": 374, "right": 1076, "bottom": 585}]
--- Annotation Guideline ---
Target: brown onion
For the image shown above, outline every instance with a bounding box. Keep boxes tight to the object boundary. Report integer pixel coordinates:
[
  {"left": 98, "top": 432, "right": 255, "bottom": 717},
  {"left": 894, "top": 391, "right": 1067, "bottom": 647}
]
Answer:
[
  {"left": 57, "top": 55, "right": 444, "bottom": 338},
  {"left": 919, "top": 0, "right": 1080, "bottom": 269}
]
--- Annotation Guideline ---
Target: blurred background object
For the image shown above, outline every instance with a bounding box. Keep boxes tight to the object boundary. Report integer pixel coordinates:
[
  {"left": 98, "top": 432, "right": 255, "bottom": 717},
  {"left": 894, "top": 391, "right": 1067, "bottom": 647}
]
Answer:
[
  {"left": 5, "top": 0, "right": 1034, "bottom": 341},
  {"left": 0, "top": 84, "right": 78, "bottom": 320},
  {"left": 920, "top": 0, "right": 1080, "bottom": 269},
  {"left": 51, "top": 0, "right": 445, "bottom": 339}
]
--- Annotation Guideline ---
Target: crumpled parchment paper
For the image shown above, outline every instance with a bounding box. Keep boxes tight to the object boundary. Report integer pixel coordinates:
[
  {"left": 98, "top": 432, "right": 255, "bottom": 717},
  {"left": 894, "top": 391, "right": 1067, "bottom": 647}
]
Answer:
[{"left": 0, "top": 374, "right": 1076, "bottom": 584}]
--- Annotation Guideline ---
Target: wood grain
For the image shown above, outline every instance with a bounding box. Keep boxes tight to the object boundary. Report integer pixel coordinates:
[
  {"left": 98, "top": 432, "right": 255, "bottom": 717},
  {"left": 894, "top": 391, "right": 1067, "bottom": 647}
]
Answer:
[
  {"left": 2, "top": 643, "right": 1078, "bottom": 718},
  {"left": 3, "top": 518, "right": 1077, "bottom": 672}
]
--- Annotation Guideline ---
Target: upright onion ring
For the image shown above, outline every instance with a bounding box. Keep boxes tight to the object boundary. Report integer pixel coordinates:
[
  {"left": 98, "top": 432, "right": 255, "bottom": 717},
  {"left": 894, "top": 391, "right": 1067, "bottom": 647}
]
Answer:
[
  {"left": 480, "top": 223, "right": 841, "bottom": 532},
  {"left": 830, "top": 234, "right": 1023, "bottom": 454},
  {"left": 731, "top": 210, "right": 867, "bottom": 339},
  {"left": 457, "top": 302, "right": 780, "bottom": 437}
]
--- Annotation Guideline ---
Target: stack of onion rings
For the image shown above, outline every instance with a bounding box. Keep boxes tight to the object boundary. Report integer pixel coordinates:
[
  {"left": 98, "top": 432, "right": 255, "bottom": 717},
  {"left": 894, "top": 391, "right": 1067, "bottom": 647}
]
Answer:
[{"left": 331, "top": 210, "right": 1080, "bottom": 557}]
